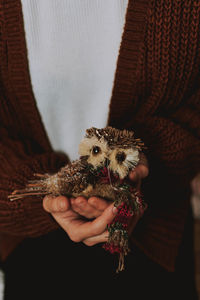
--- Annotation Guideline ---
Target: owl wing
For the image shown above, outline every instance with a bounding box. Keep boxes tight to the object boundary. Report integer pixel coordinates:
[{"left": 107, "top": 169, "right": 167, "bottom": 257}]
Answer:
[
  {"left": 8, "top": 158, "right": 91, "bottom": 200},
  {"left": 56, "top": 158, "right": 92, "bottom": 196}
]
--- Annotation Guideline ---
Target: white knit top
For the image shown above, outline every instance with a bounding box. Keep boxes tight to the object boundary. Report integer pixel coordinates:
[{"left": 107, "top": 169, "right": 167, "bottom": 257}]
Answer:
[{"left": 21, "top": 0, "right": 128, "bottom": 161}]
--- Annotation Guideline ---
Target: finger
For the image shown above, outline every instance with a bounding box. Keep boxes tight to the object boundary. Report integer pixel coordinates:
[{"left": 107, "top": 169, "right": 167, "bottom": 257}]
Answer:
[
  {"left": 74, "top": 203, "right": 118, "bottom": 240},
  {"left": 83, "top": 230, "right": 109, "bottom": 246},
  {"left": 129, "top": 164, "right": 149, "bottom": 181},
  {"left": 128, "top": 169, "right": 142, "bottom": 189},
  {"left": 43, "top": 195, "right": 70, "bottom": 213},
  {"left": 88, "top": 197, "right": 110, "bottom": 211},
  {"left": 71, "top": 197, "right": 101, "bottom": 218},
  {"left": 129, "top": 169, "right": 139, "bottom": 182},
  {"left": 138, "top": 152, "right": 149, "bottom": 167},
  {"left": 60, "top": 203, "right": 118, "bottom": 242},
  {"left": 70, "top": 196, "right": 87, "bottom": 211}
]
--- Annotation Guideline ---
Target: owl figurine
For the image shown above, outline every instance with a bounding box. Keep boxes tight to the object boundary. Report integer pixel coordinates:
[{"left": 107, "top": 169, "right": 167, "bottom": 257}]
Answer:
[{"left": 9, "top": 126, "right": 146, "bottom": 272}]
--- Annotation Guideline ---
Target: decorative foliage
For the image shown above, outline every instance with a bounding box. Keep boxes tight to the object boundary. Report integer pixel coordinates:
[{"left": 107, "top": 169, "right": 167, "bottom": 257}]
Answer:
[{"left": 8, "top": 126, "right": 146, "bottom": 272}]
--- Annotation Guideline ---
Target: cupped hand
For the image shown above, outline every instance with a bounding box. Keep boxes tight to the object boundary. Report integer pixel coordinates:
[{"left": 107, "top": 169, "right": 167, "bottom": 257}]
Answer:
[
  {"left": 70, "top": 153, "right": 149, "bottom": 219},
  {"left": 43, "top": 195, "right": 118, "bottom": 246},
  {"left": 70, "top": 196, "right": 111, "bottom": 219},
  {"left": 69, "top": 153, "right": 149, "bottom": 236},
  {"left": 43, "top": 153, "right": 149, "bottom": 246}
]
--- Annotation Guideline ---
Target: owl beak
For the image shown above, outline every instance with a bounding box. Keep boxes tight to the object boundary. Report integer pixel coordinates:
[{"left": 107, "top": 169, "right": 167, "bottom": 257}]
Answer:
[{"left": 105, "top": 158, "right": 110, "bottom": 166}]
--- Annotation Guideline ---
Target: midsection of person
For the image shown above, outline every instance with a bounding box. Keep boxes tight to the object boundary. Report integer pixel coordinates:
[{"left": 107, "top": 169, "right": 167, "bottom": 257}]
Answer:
[{"left": 21, "top": 0, "right": 128, "bottom": 161}]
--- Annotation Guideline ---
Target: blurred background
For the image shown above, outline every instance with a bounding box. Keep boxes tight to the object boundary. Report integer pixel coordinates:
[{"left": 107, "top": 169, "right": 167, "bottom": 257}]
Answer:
[{"left": 191, "top": 174, "right": 200, "bottom": 299}]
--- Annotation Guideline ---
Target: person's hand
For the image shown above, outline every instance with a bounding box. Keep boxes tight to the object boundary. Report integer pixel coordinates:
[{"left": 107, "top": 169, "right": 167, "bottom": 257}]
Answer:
[
  {"left": 70, "top": 153, "right": 149, "bottom": 233},
  {"left": 43, "top": 195, "right": 118, "bottom": 246},
  {"left": 70, "top": 196, "right": 111, "bottom": 219},
  {"left": 128, "top": 153, "right": 149, "bottom": 233},
  {"left": 43, "top": 153, "right": 149, "bottom": 246},
  {"left": 129, "top": 153, "right": 149, "bottom": 188}
]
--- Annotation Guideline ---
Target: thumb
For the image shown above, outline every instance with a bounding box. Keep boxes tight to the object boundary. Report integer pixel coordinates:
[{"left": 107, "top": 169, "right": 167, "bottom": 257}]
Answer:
[
  {"left": 91, "top": 203, "right": 118, "bottom": 234},
  {"left": 129, "top": 164, "right": 149, "bottom": 182}
]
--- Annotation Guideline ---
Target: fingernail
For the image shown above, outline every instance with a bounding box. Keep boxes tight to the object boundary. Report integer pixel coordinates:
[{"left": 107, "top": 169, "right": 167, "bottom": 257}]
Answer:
[{"left": 112, "top": 206, "right": 118, "bottom": 215}]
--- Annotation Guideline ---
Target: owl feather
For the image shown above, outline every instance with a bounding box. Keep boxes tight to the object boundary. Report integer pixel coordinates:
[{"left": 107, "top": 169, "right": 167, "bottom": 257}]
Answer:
[
  {"left": 8, "top": 126, "right": 146, "bottom": 273},
  {"left": 9, "top": 126, "right": 145, "bottom": 201}
]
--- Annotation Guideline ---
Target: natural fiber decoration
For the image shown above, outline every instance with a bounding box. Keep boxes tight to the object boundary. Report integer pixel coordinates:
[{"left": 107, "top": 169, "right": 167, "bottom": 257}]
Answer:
[
  {"left": 8, "top": 126, "right": 146, "bottom": 272},
  {"left": 103, "top": 197, "right": 144, "bottom": 273},
  {"left": 85, "top": 127, "right": 145, "bottom": 150}
]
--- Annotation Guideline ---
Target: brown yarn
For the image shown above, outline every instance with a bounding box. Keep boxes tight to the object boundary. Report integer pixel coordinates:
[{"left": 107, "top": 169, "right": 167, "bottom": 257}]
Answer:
[{"left": 0, "top": 0, "right": 200, "bottom": 271}]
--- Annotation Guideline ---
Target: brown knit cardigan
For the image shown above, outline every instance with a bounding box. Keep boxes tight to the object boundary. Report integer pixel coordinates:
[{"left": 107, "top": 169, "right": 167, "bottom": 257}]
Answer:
[{"left": 0, "top": 0, "right": 200, "bottom": 272}]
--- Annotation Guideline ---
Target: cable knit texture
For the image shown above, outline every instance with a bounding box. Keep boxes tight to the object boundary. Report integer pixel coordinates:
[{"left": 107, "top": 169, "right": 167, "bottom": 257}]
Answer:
[{"left": 0, "top": 0, "right": 200, "bottom": 272}]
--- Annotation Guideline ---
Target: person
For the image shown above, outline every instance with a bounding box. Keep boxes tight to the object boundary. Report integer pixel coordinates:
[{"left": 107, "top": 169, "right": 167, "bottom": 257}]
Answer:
[{"left": 0, "top": 0, "right": 199, "bottom": 299}]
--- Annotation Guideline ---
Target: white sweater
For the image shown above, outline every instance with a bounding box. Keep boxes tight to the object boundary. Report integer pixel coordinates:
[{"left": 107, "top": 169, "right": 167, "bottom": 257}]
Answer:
[{"left": 21, "top": 0, "right": 128, "bottom": 161}]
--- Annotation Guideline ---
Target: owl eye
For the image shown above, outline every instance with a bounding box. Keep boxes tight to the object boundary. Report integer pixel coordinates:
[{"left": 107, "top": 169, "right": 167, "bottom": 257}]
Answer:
[
  {"left": 116, "top": 152, "right": 126, "bottom": 163},
  {"left": 92, "top": 146, "right": 101, "bottom": 155}
]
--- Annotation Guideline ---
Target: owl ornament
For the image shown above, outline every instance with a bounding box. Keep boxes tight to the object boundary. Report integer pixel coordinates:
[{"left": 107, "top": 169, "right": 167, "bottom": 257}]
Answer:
[{"left": 9, "top": 126, "right": 146, "bottom": 273}]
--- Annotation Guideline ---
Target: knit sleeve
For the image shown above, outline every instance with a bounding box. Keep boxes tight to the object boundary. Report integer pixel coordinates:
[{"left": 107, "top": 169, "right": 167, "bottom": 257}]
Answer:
[
  {"left": 0, "top": 131, "right": 68, "bottom": 237},
  {"left": 135, "top": 90, "right": 200, "bottom": 187},
  {"left": 129, "top": 90, "right": 200, "bottom": 271}
]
